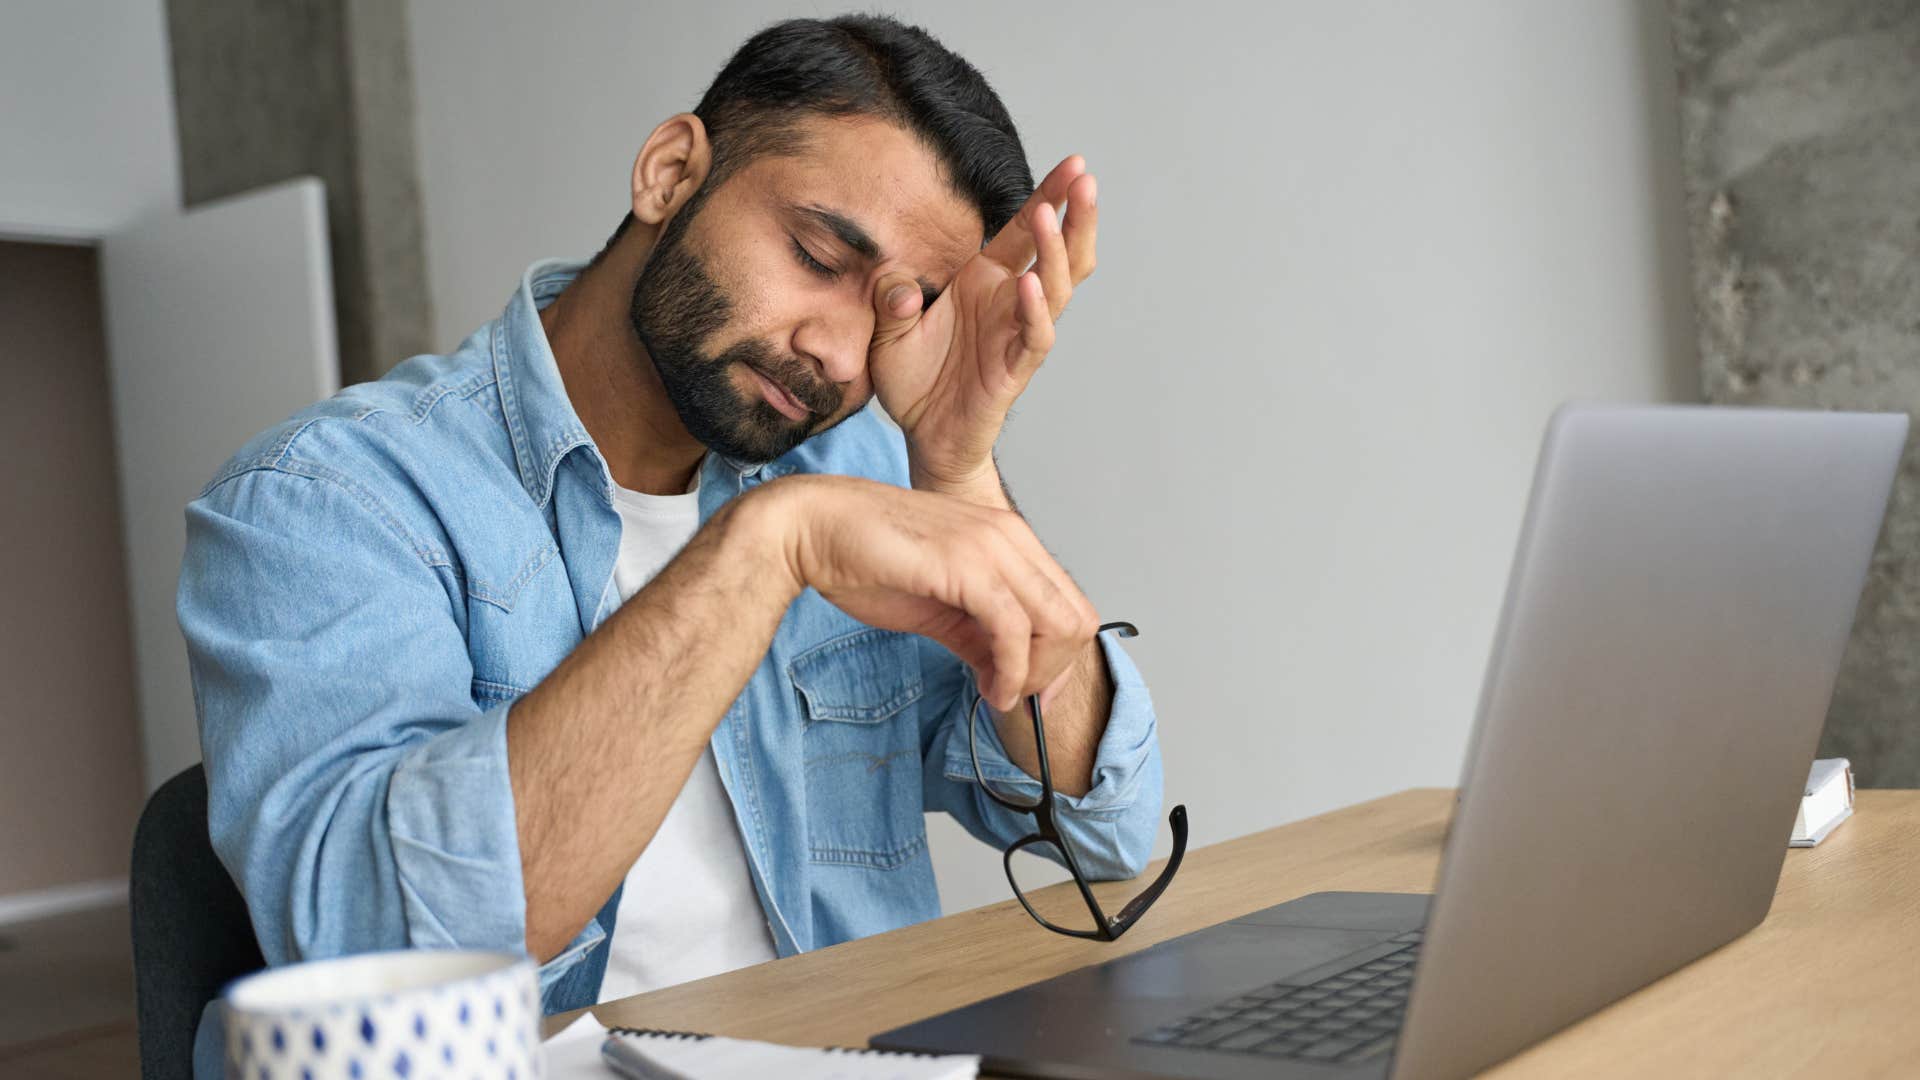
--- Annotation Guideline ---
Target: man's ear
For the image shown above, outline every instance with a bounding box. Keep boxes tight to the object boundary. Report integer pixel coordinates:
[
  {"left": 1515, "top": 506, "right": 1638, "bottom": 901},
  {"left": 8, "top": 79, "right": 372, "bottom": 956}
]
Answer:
[{"left": 631, "top": 113, "right": 712, "bottom": 226}]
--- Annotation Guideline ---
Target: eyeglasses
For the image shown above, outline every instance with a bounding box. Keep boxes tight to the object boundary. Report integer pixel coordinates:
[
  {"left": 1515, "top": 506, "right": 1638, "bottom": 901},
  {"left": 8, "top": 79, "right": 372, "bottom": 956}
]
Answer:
[{"left": 966, "top": 621, "right": 1188, "bottom": 940}]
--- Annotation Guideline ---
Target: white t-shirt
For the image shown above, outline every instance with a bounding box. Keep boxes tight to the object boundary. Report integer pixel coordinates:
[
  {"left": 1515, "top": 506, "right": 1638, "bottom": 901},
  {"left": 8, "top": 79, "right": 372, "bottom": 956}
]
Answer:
[{"left": 595, "top": 469, "right": 777, "bottom": 1003}]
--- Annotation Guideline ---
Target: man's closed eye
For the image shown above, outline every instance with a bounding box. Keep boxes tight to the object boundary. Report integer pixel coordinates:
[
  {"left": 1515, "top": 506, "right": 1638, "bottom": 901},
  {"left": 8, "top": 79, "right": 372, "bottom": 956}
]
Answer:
[{"left": 790, "top": 236, "right": 838, "bottom": 279}]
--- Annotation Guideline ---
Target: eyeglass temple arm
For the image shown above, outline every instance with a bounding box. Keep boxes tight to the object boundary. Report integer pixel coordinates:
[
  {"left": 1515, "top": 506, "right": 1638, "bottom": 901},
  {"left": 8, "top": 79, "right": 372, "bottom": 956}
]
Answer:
[{"left": 1109, "top": 804, "right": 1189, "bottom": 932}]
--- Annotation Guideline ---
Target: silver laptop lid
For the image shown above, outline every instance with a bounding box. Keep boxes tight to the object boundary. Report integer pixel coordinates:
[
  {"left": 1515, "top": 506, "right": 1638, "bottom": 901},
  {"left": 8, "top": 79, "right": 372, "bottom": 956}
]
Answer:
[{"left": 1393, "top": 404, "right": 1905, "bottom": 1080}]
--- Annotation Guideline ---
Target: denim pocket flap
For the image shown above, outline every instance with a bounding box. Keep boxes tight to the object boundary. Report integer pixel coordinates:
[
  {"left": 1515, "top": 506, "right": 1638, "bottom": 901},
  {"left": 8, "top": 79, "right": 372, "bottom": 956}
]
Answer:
[{"left": 788, "top": 627, "right": 923, "bottom": 724}]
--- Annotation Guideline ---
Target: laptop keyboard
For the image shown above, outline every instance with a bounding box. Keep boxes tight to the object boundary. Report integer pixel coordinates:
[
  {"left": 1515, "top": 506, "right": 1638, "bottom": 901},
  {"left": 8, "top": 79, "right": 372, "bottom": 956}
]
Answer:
[{"left": 1131, "top": 930, "right": 1422, "bottom": 1065}]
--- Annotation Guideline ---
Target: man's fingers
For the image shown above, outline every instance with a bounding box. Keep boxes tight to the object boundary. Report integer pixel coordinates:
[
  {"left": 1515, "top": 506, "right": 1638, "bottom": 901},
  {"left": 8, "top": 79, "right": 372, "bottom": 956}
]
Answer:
[
  {"left": 798, "top": 480, "right": 1095, "bottom": 713},
  {"left": 1019, "top": 574, "right": 1091, "bottom": 704},
  {"left": 927, "top": 618, "right": 998, "bottom": 701},
  {"left": 993, "top": 509, "right": 1100, "bottom": 639},
  {"left": 973, "top": 579, "right": 1032, "bottom": 711},
  {"left": 1009, "top": 272, "right": 1054, "bottom": 378},
  {"left": 937, "top": 515, "right": 1039, "bottom": 711},
  {"left": 981, "top": 155, "right": 1086, "bottom": 276},
  {"left": 942, "top": 619, "right": 995, "bottom": 675},
  {"left": 946, "top": 506, "right": 1089, "bottom": 710},
  {"left": 992, "top": 512, "right": 1100, "bottom": 673},
  {"left": 1062, "top": 172, "right": 1097, "bottom": 288},
  {"left": 979, "top": 512, "right": 1097, "bottom": 704},
  {"left": 870, "top": 271, "right": 924, "bottom": 347},
  {"left": 1031, "top": 201, "right": 1073, "bottom": 321}
]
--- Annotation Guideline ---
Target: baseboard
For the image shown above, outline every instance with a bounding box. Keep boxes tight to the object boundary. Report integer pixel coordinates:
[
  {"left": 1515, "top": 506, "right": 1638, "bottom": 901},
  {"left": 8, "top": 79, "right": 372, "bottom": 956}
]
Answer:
[{"left": 0, "top": 879, "right": 128, "bottom": 926}]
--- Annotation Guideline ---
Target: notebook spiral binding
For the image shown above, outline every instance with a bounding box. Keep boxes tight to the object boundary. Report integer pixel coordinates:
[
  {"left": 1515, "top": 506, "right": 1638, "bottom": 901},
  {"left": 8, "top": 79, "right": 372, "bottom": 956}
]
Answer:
[
  {"left": 608, "top": 1026, "right": 941, "bottom": 1058},
  {"left": 610, "top": 1028, "right": 707, "bottom": 1041}
]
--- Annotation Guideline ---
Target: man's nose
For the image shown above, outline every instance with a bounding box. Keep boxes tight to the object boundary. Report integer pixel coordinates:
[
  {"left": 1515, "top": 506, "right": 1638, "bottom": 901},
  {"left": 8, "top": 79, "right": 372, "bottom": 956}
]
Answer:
[{"left": 791, "top": 303, "right": 874, "bottom": 386}]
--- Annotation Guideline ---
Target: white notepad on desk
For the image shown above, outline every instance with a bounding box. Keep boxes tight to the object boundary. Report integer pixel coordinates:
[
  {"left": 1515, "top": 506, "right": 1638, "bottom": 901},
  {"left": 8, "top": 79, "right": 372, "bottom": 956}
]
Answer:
[
  {"left": 603, "top": 1026, "right": 978, "bottom": 1080},
  {"left": 540, "top": 1009, "right": 977, "bottom": 1080}
]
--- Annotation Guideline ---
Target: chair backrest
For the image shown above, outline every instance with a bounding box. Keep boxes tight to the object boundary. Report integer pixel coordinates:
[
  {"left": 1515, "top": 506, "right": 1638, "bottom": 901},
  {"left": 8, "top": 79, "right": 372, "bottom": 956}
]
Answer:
[{"left": 130, "top": 764, "right": 264, "bottom": 1080}]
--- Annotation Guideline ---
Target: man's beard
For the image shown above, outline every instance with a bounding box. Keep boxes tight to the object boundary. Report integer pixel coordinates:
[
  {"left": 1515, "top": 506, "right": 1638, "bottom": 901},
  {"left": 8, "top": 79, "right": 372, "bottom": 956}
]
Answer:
[{"left": 628, "top": 201, "right": 847, "bottom": 464}]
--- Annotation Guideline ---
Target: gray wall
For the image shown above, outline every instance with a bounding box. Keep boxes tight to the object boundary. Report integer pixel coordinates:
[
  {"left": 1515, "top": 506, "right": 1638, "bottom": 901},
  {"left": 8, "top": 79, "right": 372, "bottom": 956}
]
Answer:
[
  {"left": 0, "top": 0, "right": 178, "bottom": 239},
  {"left": 407, "top": 0, "right": 1698, "bottom": 912},
  {"left": 1672, "top": 0, "right": 1920, "bottom": 786}
]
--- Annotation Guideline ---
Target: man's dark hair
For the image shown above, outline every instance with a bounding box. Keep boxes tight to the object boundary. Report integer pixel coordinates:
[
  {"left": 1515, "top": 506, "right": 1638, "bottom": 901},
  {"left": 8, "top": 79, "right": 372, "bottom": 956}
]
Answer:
[{"left": 600, "top": 14, "right": 1033, "bottom": 257}]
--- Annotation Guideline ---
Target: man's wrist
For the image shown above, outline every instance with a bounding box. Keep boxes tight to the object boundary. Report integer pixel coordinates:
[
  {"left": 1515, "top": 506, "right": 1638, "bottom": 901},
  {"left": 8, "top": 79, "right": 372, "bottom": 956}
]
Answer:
[
  {"left": 909, "top": 455, "right": 1012, "bottom": 510},
  {"left": 726, "top": 478, "right": 812, "bottom": 603}
]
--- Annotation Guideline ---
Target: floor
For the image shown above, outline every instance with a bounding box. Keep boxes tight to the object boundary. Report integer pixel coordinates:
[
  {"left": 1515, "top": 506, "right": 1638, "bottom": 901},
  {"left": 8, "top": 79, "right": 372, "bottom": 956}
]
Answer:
[{"left": 0, "top": 903, "right": 140, "bottom": 1077}]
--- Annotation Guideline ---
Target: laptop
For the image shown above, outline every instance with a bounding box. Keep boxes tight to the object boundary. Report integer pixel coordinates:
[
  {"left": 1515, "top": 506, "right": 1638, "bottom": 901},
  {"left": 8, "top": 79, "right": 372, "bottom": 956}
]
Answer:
[{"left": 873, "top": 404, "right": 1906, "bottom": 1079}]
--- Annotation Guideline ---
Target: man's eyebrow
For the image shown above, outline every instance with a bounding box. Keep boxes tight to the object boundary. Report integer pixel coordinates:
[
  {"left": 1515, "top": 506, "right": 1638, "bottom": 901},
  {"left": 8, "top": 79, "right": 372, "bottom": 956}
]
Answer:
[
  {"left": 793, "top": 203, "right": 880, "bottom": 260},
  {"left": 790, "top": 202, "right": 942, "bottom": 307}
]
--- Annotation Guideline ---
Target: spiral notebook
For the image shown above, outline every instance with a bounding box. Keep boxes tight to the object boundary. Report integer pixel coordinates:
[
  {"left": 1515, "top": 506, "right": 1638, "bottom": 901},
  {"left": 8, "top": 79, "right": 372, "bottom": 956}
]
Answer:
[{"left": 601, "top": 1026, "right": 978, "bottom": 1080}]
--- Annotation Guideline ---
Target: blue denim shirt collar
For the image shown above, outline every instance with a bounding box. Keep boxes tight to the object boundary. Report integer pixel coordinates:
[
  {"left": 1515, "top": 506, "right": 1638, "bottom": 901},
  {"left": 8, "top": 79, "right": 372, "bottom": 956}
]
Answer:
[
  {"left": 493, "top": 257, "right": 769, "bottom": 509},
  {"left": 492, "top": 258, "right": 599, "bottom": 508}
]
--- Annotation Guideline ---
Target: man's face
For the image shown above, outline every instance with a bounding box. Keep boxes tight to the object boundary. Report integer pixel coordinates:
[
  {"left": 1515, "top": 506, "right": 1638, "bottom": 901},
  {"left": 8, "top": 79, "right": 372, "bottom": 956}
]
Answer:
[{"left": 630, "top": 115, "right": 985, "bottom": 463}]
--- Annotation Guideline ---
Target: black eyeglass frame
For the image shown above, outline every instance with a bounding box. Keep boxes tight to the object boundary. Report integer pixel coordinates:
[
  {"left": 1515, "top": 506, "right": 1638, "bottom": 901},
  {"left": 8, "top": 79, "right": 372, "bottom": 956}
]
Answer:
[{"left": 967, "top": 621, "right": 1189, "bottom": 941}]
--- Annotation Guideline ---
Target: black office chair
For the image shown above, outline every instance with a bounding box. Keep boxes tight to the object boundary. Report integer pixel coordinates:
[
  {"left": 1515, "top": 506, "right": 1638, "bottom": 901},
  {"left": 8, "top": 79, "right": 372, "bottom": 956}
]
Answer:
[{"left": 130, "top": 764, "right": 264, "bottom": 1080}]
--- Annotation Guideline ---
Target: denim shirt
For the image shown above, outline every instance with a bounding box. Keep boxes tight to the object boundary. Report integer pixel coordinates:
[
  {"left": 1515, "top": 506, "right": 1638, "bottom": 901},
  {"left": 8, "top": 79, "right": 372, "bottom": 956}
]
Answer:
[{"left": 178, "top": 259, "right": 1163, "bottom": 1075}]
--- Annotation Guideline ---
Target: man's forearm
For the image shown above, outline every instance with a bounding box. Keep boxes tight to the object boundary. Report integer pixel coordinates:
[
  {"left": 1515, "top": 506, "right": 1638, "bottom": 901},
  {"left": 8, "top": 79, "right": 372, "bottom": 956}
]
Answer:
[
  {"left": 995, "top": 642, "right": 1114, "bottom": 797},
  {"left": 506, "top": 493, "right": 799, "bottom": 961},
  {"left": 909, "top": 459, "right": 1113, "bottom": 796}
]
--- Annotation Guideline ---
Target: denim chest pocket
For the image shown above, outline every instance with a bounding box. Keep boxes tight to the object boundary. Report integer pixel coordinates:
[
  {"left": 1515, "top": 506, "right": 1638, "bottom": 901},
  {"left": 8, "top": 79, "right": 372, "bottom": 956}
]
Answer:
[
  {"left": 788, "top": 627, "right": 928, "bottom": 868},
  {"left": 459, "top": 539, "right": 579, "bottom": 703}
]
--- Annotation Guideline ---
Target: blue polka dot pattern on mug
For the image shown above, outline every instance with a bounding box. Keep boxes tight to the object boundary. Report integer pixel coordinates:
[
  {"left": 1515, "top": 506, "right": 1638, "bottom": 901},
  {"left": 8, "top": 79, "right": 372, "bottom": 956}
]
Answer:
[{"left": 224, "top": 950, "right": 538, "bottom": 1080}]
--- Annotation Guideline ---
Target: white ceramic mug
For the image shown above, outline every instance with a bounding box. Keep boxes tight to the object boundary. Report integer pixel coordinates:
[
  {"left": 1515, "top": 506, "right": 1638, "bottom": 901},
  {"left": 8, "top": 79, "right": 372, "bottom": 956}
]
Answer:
[{"left": 222, "top": 950, "right": 538, "bottom": 1080}]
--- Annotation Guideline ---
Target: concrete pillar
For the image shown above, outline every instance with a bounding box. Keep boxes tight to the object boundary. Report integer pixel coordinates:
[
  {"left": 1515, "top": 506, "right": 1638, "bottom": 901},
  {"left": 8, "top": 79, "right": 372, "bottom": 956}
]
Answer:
[
  {"left": 1671, "top": 0, "right": 1920, "bottom": 784},
  {"left": 164, "top": 0, "right": 433, "bottom": 385}
]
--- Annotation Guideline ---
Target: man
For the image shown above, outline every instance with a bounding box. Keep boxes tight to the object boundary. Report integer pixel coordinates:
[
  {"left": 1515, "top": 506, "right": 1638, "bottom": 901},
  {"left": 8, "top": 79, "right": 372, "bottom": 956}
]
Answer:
[{"left": 177, "top": 13, "right": 1163, "bottom": 1072}]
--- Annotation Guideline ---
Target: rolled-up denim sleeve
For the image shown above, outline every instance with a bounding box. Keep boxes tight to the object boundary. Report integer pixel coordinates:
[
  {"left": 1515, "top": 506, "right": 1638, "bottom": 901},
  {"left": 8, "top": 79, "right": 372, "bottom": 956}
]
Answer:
[
  {"left": 919, "top": 629, "right": 1164, "bottom": 880},
  {"left": 178, "top": 464, "right": 598, "bottom": 998}
]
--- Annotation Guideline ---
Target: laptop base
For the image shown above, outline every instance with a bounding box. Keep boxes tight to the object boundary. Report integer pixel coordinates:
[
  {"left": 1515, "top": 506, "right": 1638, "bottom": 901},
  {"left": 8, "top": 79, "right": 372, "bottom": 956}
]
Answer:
[{"left": 871, "top": 891, "right": 1430, "bottom": 1080}]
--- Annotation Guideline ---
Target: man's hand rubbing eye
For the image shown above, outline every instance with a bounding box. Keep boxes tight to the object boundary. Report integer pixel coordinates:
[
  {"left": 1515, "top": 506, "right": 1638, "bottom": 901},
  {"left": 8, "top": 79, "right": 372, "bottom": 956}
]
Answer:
[{"left": 867, "top": 157, "right": 1101, "bottom": 506}]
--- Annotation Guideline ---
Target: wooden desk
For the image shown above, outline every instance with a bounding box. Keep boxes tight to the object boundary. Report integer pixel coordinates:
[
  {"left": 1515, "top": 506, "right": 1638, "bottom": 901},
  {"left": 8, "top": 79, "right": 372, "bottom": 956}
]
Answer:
[{"left": 589, "top": 788, "right": 1920, "bottom": 1076}]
